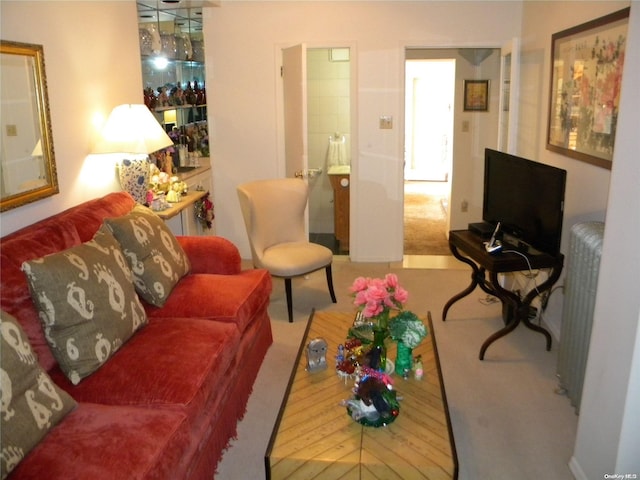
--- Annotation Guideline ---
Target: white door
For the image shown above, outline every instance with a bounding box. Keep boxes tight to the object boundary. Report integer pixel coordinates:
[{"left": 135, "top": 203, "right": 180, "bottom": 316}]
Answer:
[
  {"left": 282, "top": 44, "right": 308, "bottom": 181},
  {"left": 498, "top": 38, "right": 520, "bottom": 153}
]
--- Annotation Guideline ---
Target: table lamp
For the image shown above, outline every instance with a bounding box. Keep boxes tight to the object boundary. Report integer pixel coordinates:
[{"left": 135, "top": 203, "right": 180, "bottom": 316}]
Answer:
[{"left": 93, "top": 104, "right": 173, "bottom": 204}]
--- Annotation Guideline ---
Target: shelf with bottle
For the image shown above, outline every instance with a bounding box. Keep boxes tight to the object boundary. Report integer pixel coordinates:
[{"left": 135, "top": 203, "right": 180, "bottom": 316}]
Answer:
[
  {"left": 149, "top": 120, "right": 210, "bottom": 177},
  {"left": 143, "top": 80, "right": 206, "bottom": 126}
]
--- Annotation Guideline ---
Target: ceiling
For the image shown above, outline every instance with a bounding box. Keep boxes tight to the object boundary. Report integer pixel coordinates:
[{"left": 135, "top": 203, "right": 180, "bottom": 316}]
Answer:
[{"left": 137, "top": 0, "right": 218, "bottom": 34}]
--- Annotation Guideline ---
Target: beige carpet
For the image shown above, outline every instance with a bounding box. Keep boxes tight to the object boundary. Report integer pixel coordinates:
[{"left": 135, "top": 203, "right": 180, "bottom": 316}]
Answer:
[
  {"left": 215, "top": 258, "right": 577, "bottom": 479},
  {"left": 404, "top": 190, "right": 450, "bottom": 256}
]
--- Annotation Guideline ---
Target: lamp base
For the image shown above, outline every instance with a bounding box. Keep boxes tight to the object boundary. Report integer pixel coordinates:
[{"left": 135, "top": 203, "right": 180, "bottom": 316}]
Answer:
[{"left": 118, "top": 158, "right": 150, "bottom": 204}]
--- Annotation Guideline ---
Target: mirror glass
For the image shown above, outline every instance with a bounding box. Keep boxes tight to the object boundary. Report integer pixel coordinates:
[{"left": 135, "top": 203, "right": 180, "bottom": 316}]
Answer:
[{"left": 1, "top": 40, "right": 59, "bottom": 212}]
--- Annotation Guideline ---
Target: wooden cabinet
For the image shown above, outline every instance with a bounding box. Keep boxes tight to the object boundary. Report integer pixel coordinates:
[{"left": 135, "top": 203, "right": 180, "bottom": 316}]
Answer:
[
  {"left": 182, "top": 167, "right": 215, "bottom": 236},
  {"left": 158, "top": 190, "right": 207, "bottom": 236},
  {"left": 329, "top": 174, "right": 350, "bottom": 252},
  {"left": 156, "top": 160, "right": 215, "bottom": 237}
]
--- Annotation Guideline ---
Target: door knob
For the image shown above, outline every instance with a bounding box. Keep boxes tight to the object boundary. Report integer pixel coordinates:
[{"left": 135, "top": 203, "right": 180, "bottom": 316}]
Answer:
[{"left": 294, "top": 168, "right": 323, "bottom": 179}]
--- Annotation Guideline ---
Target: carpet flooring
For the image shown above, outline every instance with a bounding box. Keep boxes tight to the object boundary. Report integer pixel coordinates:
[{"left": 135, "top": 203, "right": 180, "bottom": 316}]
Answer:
[
  {"left": 404, "top": 188, "right": 450, "bottom": 256},
  {"left": 215, "top": 258, "right": 578, "bottom": 480}
]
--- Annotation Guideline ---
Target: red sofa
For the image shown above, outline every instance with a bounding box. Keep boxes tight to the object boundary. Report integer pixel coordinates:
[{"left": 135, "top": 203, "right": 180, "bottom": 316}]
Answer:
[{"left": 0, "top": 192, "right": 273, "bottom": 479}]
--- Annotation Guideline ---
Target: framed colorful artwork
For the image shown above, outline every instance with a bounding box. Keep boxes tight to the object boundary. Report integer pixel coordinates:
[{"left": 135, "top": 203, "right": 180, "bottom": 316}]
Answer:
[{"left": 546, "top": 8, "right": 630, "bottom": 169}]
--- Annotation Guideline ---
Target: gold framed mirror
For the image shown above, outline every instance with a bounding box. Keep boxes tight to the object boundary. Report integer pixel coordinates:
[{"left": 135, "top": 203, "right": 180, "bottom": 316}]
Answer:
[{"left": 1, "top": 40, "right": 59, "bottom": 212}]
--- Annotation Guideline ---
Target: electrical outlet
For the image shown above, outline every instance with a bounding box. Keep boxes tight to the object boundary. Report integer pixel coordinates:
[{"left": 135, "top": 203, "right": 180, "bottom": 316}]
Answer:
[
  {"left": 461, "top": 120, "right": 470, "bottom": 132},
  {"left": 379, "top": 116, "right": 393, "bottom": 129}
]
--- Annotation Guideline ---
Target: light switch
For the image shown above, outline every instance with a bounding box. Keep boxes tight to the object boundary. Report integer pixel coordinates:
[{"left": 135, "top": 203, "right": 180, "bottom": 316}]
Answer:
[
  {"left": 379, "top": 116, "right": 393, "bottom": 129},
  {"left": 6, "top": 124, "right": 17, "bottom": 136},
  {"left": 462, "top": 120, "right": 470, "bottom": 132}
]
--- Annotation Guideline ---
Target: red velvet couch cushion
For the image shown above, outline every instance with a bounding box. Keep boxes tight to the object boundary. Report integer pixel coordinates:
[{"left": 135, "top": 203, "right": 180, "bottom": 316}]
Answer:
[
  {"left": 8, "top": 402, "right": 192, "bottom": 480},
  {"left": 48, "top": 318, "right": 240, "bottom": 414},
  {"left": 52, "top": 191, "right": 136, "bottom": 242},
  {"left": 144, "top": 270, "right": 272, "bottom": 334}
]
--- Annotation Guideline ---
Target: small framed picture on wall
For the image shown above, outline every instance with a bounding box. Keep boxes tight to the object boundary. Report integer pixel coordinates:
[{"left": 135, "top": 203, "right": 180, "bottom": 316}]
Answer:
[{"left": 463, "top": 80, "right": 489, "bottom": 112}]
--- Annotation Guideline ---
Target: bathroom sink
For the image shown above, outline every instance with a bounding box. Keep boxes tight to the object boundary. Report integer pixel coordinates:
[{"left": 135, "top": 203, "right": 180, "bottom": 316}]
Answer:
[{"left": 328, "top": 165, "right": 351, "bottom": 175}]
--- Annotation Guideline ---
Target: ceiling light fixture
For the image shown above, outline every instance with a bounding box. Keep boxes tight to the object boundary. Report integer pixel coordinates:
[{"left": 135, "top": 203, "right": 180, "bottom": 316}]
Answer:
[{"left": 153, "top": 56, "right": 169, "bottom": 69}]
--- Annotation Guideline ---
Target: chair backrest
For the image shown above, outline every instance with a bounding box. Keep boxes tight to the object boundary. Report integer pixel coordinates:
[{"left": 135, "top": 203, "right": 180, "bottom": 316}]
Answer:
[{"left": 237, "top": 178, "right": 309, "bottom": 267}]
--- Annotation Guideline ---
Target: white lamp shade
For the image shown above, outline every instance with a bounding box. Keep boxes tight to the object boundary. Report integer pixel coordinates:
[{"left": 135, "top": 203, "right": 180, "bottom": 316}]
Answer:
[
  {"left": 31, "top": 139, "right": 42, "bottom": 156},
  {"left": 93, "top": 104, "right": 174, "bottom": 155}
]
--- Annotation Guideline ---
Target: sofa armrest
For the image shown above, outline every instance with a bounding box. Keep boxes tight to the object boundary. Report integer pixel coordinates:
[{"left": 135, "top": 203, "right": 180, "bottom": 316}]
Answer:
[{"left": 177, "top": 236, "right": 242, "bottom": 275}]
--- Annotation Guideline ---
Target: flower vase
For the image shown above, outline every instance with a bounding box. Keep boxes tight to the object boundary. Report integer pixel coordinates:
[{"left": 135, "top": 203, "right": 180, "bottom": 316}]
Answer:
[
  {"left": 395, "top": 340, "right": 413, "bottom": 376},
  {"left": 371, "top": 328, "right": 387, "bottom": 372}
]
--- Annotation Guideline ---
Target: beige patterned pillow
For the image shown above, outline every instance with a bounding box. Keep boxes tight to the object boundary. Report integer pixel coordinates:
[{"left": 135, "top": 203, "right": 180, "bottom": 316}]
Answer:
[
  {"left": 21, "top": 226, "right": 148, "bottom": 385},
  {"left": 0, "top": 311, "right": 77, "bottom": 479},
  {"left": 104, "top": 204, "right": 190, "bottom": 306}
]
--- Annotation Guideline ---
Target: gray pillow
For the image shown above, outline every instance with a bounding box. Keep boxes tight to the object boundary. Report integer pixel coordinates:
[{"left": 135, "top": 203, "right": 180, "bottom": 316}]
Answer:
[
  {"left": 104, "top": 204, "right": 190, "bottom": 306},
  {"left": 21, "top": 226, "right": 148, "bottom": 385},
  {"left": 0, "top": 311, "right": 77, "bottom": 479}
]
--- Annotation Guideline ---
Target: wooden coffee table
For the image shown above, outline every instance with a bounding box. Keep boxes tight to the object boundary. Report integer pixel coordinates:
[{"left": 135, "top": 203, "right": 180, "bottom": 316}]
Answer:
[{"left": 265, "top": 310, "right": 458, "bottom": 479}]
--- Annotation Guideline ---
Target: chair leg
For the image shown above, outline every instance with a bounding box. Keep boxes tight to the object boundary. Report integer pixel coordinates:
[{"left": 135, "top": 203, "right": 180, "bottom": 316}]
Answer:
[
  {"left": 326, "top": 265, "right": 337, "bottom": 304},
  {"left": 285, "top": 278, "right": 294, "bottom": 323}
]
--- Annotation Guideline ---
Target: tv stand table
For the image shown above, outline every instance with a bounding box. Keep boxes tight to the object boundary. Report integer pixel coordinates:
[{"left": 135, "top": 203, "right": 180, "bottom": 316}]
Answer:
[{"left": 443, "top": 230, "right": 564, "bottom": 360}]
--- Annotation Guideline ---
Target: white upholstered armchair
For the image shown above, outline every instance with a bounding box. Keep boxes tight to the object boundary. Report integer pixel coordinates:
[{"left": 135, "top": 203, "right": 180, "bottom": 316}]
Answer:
[{"left": 237, "top": 178, "right": 337, "bottom": 322}]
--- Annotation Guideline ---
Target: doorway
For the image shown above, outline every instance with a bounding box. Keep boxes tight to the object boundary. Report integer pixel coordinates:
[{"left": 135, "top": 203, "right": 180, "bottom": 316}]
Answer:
[
  {"left": 403, "top": 58, "right": 455, "bottom": 255},
  {"left": 281, "top": 45, "right": 352, "bottom": 255},
  {"left": 306, "top": 47, "right": 351, "bottom": 255}
]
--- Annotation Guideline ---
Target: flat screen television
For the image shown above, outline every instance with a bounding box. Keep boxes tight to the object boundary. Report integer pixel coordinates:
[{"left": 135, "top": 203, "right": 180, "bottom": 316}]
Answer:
[{"left": 483, "top": 148, "right": 567, "bottom": 256}]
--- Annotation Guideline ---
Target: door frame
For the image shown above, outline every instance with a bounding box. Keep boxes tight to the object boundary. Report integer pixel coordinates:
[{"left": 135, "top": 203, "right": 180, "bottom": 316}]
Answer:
[
  {"left": 498, "top": 38, "right": 520, "bottom": 154},
  {"left": 275, "top": 41, "right": 358, "bottom": 255},
  {"left": 401, "top": 45, "right": 503, "bottom": 258}
]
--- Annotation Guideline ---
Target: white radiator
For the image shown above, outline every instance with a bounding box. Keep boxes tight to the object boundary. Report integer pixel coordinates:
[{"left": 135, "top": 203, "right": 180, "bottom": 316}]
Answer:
[{"left": 557, "top": 221, "right": 604, "bottom": 413}]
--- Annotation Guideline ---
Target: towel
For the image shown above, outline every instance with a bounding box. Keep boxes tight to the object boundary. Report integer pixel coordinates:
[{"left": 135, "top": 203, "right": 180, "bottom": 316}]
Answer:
[{"left": 327, "top": 133, "right": 349, "bottom": 166}]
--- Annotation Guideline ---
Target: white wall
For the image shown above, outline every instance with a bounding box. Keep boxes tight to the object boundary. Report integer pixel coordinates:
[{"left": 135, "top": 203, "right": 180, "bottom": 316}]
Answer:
[
  {"left": 518, "top": 1, "right": 639, "bottom": 478},
  {"left": 570, "top": 3, "right": 640, "bottom": 477},
  {"left": 204, "top": 1, "right": 522, "bottom": 261},
  {"left": 0, "top": 0, "right": 142, "bottom": 237}
]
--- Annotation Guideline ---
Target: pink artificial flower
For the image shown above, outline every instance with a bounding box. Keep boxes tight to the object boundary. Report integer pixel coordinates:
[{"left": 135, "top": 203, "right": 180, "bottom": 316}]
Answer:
[
  {"left": 354, "top": 290, "right": 368, "bottom": 307},
  {"left": 350, "top": 274, "right": 408, "bottom": 319},
  {"left": 384, "top": 273, "right": 399, "bottom": 289},
  {"left": 363, "top": 301, "right": 383, "bottom": 318},
  {"left": 393, "top": 286, "right": 409, "bottom": 304},
  {"left": 364, "top": 284, "right": 388, "bottom": 304},
  {"left": 350, "top": 276, "right": 370, "bottom": 293}
]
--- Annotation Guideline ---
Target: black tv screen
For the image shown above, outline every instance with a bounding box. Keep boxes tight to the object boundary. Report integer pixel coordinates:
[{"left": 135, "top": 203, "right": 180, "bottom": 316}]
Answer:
[{"left": 483, "top": 148, "right": 567, "bottom": 256}]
